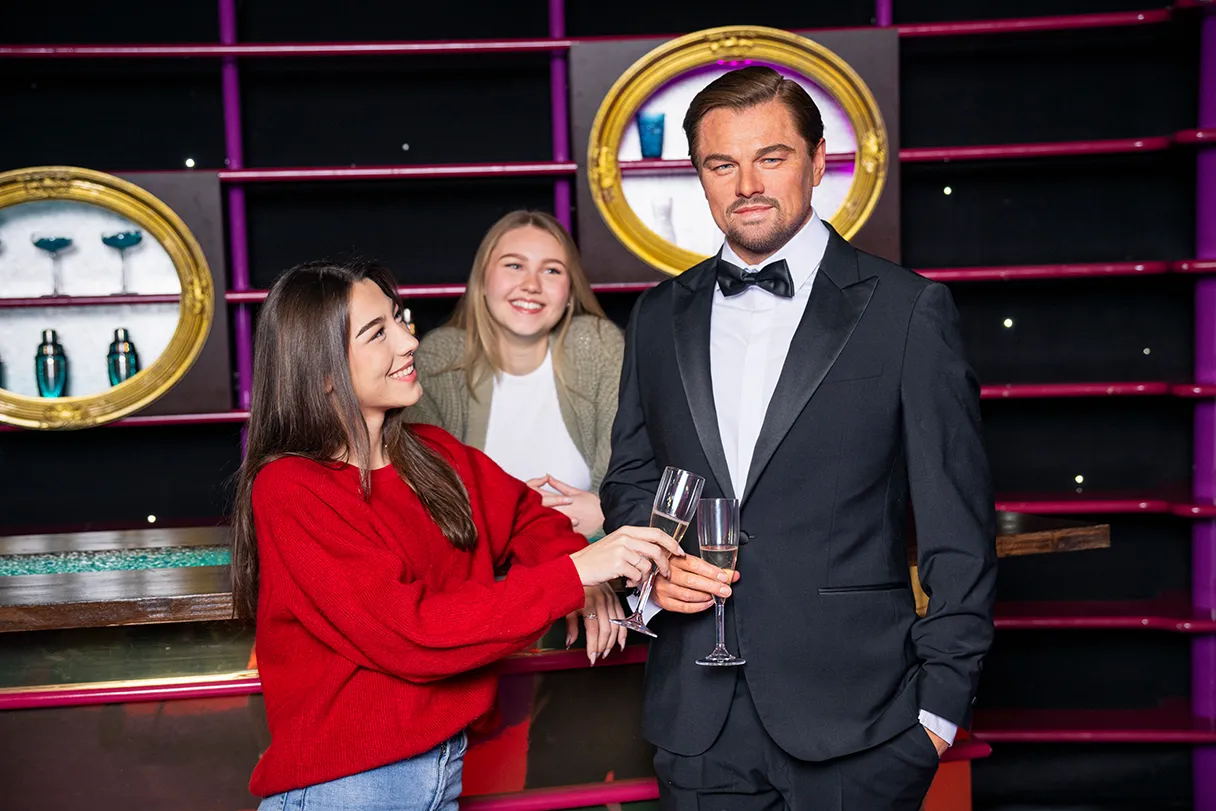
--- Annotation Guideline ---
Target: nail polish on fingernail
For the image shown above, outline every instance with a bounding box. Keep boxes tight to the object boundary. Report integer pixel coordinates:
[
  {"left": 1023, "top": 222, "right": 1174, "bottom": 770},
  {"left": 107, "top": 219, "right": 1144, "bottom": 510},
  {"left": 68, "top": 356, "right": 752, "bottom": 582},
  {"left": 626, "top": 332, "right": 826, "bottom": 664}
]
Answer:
[
  {"left": 720, "top": 587, "right": 731, "bottom": 597},
  {"left": 718, "top": 573, "right": 729, "bottom": 582},
  {"left": 590, "top": 652, "right": 598, "bottom": 666}
]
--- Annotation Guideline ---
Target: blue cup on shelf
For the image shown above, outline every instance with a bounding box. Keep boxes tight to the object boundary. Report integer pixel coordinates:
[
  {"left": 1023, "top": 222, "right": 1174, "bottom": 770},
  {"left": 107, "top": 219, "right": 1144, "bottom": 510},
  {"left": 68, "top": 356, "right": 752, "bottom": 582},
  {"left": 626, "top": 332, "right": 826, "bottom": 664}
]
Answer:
[{"left": 636, "top": 111, "right": 665, "bottom": 159}]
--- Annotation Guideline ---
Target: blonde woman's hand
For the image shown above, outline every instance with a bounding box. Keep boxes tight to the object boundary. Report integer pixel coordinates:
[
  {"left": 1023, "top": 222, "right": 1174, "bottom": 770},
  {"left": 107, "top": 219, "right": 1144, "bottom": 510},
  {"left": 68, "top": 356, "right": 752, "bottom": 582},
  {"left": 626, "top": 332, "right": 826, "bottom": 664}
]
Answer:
[
  {"left": 533, "top": 474, "right": 604, "bottom": 537},
  {"left": 526, "top": 476, "right": 573, "bottom": 510},
  {"left": 569, "top": 525, "right": 683, "bottom": 587},
  {"left": 563, "top": 583, "right": 627, "bottom": 665}
]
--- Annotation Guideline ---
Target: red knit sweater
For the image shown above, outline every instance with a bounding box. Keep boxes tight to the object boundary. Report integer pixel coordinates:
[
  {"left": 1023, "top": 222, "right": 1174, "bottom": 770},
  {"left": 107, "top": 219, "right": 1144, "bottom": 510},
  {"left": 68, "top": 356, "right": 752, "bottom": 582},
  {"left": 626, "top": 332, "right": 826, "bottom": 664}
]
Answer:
[{"left": 248, "top": 424, "right": 587, "bottom": 796}]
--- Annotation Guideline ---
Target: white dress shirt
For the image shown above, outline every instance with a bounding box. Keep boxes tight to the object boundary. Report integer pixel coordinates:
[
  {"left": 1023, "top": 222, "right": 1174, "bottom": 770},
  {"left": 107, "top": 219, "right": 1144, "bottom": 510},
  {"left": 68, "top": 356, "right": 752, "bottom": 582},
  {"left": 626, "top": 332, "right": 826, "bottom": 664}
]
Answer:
[{"left": 641, "top": 210, "right": 956, "bottom": 746}]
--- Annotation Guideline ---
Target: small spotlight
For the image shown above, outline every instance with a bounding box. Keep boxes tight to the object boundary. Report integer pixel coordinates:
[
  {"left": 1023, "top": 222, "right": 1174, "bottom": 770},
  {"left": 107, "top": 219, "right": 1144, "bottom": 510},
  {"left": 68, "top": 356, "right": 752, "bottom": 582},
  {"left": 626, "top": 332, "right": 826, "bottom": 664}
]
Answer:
[
  {"left": 184, "top": 158, "right": 195, "bottom": 168},
  {"left": 943, "top": 186, "right": 953, "bottom": 195},
  {"left": 1003, "top": 318, "right": 1013, "bottom": 328},
  {"left": 1074, "top": 475, "right": 1085, "bottom": 484},
  {"left": 147, "top": 515, "right": 157, "bottom": 523},
  {"left": 1143, "top": 348, "right": 1152, "bottom": 355}
]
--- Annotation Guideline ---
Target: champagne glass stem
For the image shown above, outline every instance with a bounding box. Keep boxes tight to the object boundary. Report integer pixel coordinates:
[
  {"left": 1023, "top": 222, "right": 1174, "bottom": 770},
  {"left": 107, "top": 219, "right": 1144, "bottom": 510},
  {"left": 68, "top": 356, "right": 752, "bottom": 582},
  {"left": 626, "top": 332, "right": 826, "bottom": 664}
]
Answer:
[
  {"left": 634, "top": 562, "right": 659, "bottom": 611},
  {"left": 714, "top": 595, "right": 727, "bottom": 652}
]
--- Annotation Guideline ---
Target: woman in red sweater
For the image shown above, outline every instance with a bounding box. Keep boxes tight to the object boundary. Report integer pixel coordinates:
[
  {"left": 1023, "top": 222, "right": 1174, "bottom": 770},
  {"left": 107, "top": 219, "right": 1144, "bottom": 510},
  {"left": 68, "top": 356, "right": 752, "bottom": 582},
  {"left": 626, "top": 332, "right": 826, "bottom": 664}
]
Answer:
[{"left": 229, "top": 260, "right": 680, "bottom": 810}]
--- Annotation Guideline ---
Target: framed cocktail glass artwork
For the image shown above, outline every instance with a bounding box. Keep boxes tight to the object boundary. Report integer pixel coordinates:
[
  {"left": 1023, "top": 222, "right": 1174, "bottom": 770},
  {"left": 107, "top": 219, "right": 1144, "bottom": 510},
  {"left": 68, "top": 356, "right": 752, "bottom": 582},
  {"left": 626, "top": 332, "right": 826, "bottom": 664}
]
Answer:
[{"left": 0, "top": 167, "right": 214, "bottom": 429}]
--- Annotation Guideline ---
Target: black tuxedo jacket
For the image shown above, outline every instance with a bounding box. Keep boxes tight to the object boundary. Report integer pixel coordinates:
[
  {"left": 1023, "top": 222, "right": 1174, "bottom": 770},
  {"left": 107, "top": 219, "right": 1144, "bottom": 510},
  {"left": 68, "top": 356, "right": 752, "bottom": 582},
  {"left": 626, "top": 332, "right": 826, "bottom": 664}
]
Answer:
[{"left": 600, "top": 226, "right": 997, "bottom": 761}]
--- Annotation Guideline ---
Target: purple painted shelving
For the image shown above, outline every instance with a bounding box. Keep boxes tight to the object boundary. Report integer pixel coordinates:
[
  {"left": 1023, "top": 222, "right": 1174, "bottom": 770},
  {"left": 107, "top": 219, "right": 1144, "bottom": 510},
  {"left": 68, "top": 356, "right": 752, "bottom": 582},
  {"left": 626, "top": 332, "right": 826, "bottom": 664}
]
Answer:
[
  {"left": 218, "top": 0, "right": 253, "bottom": 414},
  {"left": 1193, "top": 7, "right": 1216, "bottom": 808}
]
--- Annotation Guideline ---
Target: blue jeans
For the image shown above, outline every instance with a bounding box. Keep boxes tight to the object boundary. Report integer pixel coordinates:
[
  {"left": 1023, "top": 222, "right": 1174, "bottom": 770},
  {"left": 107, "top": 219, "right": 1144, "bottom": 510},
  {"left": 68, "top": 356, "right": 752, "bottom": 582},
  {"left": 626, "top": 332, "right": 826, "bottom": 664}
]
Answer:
[{"left": 257, "top": 732, "right": 467, "bottom": 811}]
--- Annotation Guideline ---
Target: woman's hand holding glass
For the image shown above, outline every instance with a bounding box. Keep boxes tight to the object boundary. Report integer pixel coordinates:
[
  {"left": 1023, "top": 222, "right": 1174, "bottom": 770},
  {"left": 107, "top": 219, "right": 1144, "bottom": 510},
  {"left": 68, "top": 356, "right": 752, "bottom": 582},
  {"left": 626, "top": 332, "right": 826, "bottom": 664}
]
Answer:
[{"left": 568, "top": 525, "right": 683, "bottom": 587}]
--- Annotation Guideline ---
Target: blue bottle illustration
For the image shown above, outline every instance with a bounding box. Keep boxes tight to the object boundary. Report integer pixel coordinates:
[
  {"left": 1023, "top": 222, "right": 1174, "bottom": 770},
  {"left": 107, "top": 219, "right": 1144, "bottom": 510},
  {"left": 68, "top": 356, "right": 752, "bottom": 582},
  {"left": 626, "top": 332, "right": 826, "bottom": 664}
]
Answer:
[
  {"left": 35, "top": 329, "right": 68, "bottom": 398},
  {"left": 107, "top": 328, "right": 140, "bottom": 385}
]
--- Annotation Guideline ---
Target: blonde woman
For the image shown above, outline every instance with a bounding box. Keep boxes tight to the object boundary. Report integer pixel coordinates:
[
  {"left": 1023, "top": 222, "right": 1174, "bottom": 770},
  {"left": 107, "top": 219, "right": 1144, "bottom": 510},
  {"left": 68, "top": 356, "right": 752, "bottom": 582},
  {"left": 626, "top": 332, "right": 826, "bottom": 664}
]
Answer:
[{"left": 410, "top": 211, "right": 624, "bottom": 544}]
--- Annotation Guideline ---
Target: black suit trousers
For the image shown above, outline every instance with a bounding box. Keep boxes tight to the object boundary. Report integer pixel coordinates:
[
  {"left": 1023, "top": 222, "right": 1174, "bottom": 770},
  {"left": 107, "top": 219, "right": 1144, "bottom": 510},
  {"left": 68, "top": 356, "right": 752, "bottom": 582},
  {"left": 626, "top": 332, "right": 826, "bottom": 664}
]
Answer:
[{"left": 654, "top": 673, "right": 940, "bottom": 811}]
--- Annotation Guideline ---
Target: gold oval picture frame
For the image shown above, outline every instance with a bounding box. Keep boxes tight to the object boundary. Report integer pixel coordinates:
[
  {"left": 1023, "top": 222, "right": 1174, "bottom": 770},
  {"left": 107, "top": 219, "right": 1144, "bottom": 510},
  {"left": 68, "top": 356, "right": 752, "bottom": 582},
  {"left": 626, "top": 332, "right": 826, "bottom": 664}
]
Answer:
[
  {"left": 587, "top": 26, "right": 889, "bottom": 276},
  {"left": 0, "top": 167, "right": 214, "bottom": 430}
]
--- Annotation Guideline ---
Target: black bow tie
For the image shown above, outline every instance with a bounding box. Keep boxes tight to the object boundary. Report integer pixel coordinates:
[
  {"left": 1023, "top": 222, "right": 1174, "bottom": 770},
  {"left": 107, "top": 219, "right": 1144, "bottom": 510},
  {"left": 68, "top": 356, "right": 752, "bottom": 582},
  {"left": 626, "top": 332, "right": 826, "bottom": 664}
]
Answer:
[{"left": 715, "top": 257, "right": 794, "bottom": 298}]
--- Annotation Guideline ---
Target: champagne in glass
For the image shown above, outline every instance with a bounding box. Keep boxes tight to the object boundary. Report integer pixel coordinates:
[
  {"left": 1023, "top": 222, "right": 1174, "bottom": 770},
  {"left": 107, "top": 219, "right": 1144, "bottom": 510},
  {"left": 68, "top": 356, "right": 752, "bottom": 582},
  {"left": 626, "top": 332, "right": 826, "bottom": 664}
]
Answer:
[
  {"left": 695, "top": 498, "right": 745, "bottom": 667},
  {"left": 648, "top": 510, "right": 690, "bottom": 545},
  {"left": 611, "top": 466, "right": 704, "bottom": 637},
  {"left": 699, "top": 544, "right": 738, "bottom": 574}
]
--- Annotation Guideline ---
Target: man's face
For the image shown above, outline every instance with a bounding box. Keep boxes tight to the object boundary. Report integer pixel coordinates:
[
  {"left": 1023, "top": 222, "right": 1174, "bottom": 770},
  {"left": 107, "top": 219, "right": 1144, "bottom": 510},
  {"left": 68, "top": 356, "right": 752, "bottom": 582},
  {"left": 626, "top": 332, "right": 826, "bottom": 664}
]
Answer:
[{"left": 694, "top": 100, "right": 826, "bottom": 265}]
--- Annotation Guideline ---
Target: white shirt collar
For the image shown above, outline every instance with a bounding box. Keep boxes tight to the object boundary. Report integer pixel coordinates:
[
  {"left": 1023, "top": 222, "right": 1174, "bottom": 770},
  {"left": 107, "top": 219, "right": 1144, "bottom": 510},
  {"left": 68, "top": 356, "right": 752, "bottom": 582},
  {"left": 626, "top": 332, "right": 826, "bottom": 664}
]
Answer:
[{"left": 719, "top": 209, "right": 829, "bottom": 293}]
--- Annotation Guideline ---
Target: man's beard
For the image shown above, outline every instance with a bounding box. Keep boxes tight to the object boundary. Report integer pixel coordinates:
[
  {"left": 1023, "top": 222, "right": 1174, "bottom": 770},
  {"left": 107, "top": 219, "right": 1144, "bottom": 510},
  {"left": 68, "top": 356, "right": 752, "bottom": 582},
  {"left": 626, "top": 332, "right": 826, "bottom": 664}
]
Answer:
[{"left": 726, "top": 208, "right": 802, "bottom": 258}]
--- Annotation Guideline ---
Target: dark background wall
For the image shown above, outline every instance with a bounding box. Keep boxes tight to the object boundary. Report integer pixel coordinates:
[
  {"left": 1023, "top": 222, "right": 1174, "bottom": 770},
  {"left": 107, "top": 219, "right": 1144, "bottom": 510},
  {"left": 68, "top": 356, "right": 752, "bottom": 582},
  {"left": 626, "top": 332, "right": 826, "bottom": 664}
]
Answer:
[{"left": 0, "top": 2, "right": 1203, "bottom": 808}]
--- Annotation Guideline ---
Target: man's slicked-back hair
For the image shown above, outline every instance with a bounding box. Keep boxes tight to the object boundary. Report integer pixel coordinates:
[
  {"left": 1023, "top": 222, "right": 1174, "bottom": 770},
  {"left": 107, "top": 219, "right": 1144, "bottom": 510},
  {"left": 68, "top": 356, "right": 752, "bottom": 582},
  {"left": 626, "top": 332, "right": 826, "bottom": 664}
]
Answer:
[{"left": 683, "top": 66, "right": 825, "bottom": 165}]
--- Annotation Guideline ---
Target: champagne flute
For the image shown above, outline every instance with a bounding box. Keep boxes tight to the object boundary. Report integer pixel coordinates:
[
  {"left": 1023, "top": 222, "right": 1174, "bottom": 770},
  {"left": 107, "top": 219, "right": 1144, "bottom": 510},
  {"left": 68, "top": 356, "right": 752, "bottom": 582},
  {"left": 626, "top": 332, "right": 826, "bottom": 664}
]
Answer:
[
  {"left": 610, "top": 466, "right": 705, "bottom": 637},
  {"left": 695, "top": 498, "right": 744, "bottom": 666}
]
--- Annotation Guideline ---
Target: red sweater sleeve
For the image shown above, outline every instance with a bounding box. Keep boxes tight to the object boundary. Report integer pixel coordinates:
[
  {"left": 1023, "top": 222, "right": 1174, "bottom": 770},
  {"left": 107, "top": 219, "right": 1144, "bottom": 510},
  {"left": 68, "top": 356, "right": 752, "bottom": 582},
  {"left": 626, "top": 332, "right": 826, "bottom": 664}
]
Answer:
[{"left": 252, "top": 462, "right": 585, "bottom": 684}]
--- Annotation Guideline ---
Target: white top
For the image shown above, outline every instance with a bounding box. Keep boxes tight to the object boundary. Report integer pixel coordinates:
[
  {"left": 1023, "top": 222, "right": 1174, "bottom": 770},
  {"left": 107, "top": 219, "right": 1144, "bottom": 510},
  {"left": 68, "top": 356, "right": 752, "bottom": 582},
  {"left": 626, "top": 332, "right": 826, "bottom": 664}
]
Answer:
[
  {"left": 711, "top": 211, "right": 829, "bottom": 497},
  {"left": 482, "top": 350, "right": 592, "bottom": 490}
]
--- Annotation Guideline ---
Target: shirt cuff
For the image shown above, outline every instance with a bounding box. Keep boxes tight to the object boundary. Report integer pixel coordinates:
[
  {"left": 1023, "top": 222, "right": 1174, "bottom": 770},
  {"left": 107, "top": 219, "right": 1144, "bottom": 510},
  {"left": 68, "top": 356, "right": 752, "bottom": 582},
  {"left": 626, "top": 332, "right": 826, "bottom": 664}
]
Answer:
[
  {"left": 918, "top": 709, "right": 957, "bottom": 746},
  {"left": 626, "top": 590, "right": 663, "bottom": 624}
]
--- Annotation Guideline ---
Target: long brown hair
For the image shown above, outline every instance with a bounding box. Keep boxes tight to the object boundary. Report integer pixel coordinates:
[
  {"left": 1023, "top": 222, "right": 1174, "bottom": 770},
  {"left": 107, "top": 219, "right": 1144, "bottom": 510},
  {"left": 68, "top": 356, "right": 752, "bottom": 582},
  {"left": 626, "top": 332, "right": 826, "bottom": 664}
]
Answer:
[
  {"left": 230, "top": 260, "right": 476, "bottom": 622},
  {"left": 447, "top": 210, "right": 607, "bottom": 393}
]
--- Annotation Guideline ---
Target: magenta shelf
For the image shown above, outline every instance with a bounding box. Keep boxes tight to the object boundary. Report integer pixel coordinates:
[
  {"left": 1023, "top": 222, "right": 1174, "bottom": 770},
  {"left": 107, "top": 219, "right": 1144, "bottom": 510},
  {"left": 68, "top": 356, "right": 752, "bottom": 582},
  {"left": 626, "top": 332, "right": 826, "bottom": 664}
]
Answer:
[
  {"left": 461, "top": 742, "right": 989, "bottom": 811},
  {"left": 1175, "top": 259, "right": 1216, "bottom": 274},
  {"left": 994, "top": 497, "right": 1173, "bottom": 514},
  {"left": 920, "top": 260, "right": 1172, "bottom": 281},
  {"left": 897, "top": 9, "right": 1173, "bottom": 38},
  {"left": 0, "top": 8, "right": 1182, "bottom": 63},
  {"left": 973, "top": 702, "right": 1216, "bottom": 744},
  {"left": 1174, "top": 385, "right": 1216, "bottom": 397},
  {"left": 996, "top": 598, "right": 1216, "bottom": 632},
  {"left": 901, "top": 136, "right": 1174, "bottom": 162},
  {"left": 0, "top": 645, "right": 648, "bottom": 712},
  {"left": 981, "top": 382, "right": 1171, "bottom": 399},
  {"left": 0, "top": 411, "right": 249, "bottom": 433},
  {"left": 0, "top": 10, "right": 1179, "bottom": 62},
  {"left": 213, "top": 259, "right": 1210, "bottom": 307},
  {"left": 1175, "top": 504, "right": 1216, "bottom": 518},
  {"left": 0, "top": 39, "right": 575, "bottom": 59},
  {"left": 1175, "top": 127, "right": 1216, "bottom": 144},
  {"left": 997, "top": 497, "right": 1216, "bottom": 517},
  {"left": 462, "top": 778, "right": 659, "bottom": 811},
  {"left": 218, "top": 161, "right": 578, "bottom": 183},
  {"left": 0, "top": 294, "right": 182, "bottom": 308}
]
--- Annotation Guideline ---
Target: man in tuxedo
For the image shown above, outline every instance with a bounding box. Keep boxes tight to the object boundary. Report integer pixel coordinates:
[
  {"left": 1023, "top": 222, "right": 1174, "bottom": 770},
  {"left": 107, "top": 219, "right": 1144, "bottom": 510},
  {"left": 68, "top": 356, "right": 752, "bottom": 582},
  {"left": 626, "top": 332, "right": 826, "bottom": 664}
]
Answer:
[{"left": 600, "top": 66, "right": 996, "bottom": 810}]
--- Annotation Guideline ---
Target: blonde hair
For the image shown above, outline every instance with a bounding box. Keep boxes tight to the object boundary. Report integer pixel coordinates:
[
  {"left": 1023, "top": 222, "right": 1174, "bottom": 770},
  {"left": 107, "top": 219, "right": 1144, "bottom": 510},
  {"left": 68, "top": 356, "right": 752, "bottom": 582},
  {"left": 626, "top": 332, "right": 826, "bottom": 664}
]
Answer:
[{"left": 447, "top": 210, "right": 607, "bottom": 394}]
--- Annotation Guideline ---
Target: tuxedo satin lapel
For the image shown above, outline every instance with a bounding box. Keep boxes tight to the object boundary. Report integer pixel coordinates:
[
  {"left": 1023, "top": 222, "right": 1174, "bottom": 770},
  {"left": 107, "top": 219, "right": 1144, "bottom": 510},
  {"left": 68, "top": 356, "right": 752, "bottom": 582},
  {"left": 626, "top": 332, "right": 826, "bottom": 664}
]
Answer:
[
  {"left": 742, "top": 239, "right": 877, "bottom": 503},
  {"left": 673, "top": 268, "right": 735, "bottom": 500}
]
